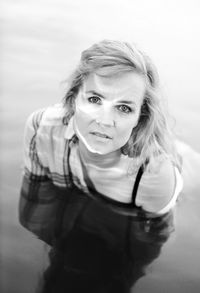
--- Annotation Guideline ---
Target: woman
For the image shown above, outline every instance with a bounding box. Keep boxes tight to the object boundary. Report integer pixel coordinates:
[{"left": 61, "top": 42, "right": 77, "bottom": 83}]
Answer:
[{"left": 19, "top": 40, "right": 183, "bottom": 292}]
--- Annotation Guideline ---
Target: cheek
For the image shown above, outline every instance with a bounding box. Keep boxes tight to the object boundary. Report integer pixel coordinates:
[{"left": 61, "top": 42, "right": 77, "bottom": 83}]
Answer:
[
  {"left": 114, "top": 124, "right": 133, "bottom": 146},
  {"left": 74, "top": 111, "right": 87, "bottom": 128},
  {"left": 118, "top": 115, "right": 139, "bottom": 135},
  {"left": 74, "top": 101, "right": 92, "bottom": 125},
  {"left": 114, "top": 115, "right": 140, "bottom": 147}
]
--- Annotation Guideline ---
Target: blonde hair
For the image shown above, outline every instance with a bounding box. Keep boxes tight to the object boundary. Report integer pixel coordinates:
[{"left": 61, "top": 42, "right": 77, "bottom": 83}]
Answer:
[{"left": 63, "top": 39, "right": 181, "bottom": 170}]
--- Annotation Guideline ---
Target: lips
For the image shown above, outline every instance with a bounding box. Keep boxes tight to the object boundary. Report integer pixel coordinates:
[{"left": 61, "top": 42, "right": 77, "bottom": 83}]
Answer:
[{"left": 90, "top": 132, "right": 112, "bottom": 139}]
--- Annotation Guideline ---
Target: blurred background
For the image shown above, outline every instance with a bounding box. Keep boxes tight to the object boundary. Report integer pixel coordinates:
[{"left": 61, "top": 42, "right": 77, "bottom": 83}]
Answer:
[{"left": 1, "top": 0, "right": 200, "bottom": 292}]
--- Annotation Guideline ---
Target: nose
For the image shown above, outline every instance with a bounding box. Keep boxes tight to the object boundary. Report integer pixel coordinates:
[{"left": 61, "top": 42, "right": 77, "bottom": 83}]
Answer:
[{"left": 95, "top": 107, "right": 115, "bottom": 127}]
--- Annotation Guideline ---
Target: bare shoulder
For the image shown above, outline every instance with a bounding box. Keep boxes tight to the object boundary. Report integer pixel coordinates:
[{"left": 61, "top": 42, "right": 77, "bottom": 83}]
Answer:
[
  {"left": 147, "top": 154, "right": 174, "bottom": 175},
  {"left": 136, "top": 155, "right": 176, "bottom": 213}
]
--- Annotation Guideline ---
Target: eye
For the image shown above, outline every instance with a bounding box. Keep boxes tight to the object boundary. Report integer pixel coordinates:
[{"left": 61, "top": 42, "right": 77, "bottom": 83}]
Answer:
[
  {"left": 88, "top": 96, "right": 101, "bottom": 104},
  {"left": 117, "top": 105, "right": 132, "bottom": 114}
]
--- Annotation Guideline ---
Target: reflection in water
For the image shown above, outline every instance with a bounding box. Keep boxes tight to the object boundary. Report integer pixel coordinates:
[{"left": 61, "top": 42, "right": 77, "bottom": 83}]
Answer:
[{"left": 36, "top": 185, "right": 174, "bottom": 293}]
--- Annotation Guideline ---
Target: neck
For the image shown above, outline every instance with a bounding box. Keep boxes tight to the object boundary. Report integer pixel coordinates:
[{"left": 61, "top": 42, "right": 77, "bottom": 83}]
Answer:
[{"left": 78, "top": 140, "right": 121, "bottom": 168}]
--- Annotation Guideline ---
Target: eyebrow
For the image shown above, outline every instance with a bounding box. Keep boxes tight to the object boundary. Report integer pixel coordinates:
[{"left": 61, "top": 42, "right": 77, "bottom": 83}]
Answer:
[{"left": 85, "top": 90, "right": 136, "bottom": 105}]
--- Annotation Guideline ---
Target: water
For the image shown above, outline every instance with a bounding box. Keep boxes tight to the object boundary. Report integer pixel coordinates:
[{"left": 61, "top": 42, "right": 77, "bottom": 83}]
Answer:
[{"left": 1, "top": 0, "right": 200, "bottom": 292}]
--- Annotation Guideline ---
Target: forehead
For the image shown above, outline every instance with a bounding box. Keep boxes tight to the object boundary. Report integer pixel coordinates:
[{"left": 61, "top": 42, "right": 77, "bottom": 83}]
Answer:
[{"left": 82, "top": 71, "right": 146, "bottom": 102}]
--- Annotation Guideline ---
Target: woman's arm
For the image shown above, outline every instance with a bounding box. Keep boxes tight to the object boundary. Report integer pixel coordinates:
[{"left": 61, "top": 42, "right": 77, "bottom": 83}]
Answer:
[{"left": 19, "top": 109, "right": 58, "bottom": 245}]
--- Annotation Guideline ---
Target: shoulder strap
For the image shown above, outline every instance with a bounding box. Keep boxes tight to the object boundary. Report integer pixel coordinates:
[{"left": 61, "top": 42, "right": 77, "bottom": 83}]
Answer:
[
  {"left": 131, "top": 159, "right": 149, "bottom": 207},
  {"left": 63, "top": 136, "right": 78, "bottom": 187}
]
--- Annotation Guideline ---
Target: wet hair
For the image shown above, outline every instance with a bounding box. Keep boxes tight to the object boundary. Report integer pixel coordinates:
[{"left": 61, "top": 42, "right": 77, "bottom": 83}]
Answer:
[{"left": 63, "top": 39, "right": 180, "bottom": 170}]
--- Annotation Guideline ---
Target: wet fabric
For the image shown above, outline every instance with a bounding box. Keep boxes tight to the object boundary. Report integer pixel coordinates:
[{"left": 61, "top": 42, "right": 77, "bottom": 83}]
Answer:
[
  {"left": 19, "top": 163, "right": 147, "bottom": 246},
  {"left": 19, "top": 104, "right": 177, "bottom": 292},
  {"left": 20, "top": 168, "right": 174, "bottom": 292},
  {"left": 39, "top": 183, "right": 174, "bottom": 293},
  {"left": 19, "top": 138, "right": 149, "bottom": 246}
]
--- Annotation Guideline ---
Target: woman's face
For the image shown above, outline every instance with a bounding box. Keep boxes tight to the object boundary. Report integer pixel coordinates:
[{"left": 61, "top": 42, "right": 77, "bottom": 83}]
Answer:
[{"left": 73, "top": 71, "right": 146, "bottom": 155}]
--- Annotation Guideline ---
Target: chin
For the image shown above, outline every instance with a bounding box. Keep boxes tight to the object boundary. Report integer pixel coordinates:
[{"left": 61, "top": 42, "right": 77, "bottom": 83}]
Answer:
[
  {"left": 92, "top": 147, "right": 111, "bottom": 155},
  {"left": 91, "top": 148, "right": 109, "bottom": 155}
]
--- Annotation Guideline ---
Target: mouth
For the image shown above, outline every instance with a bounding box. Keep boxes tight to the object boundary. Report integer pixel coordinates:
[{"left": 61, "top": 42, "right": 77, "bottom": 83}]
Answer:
[{"left": 90, "top": 132, "right": 112, "bottom": 139}]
